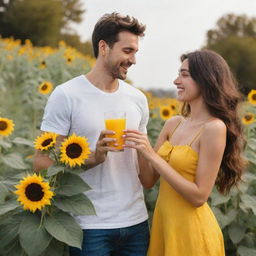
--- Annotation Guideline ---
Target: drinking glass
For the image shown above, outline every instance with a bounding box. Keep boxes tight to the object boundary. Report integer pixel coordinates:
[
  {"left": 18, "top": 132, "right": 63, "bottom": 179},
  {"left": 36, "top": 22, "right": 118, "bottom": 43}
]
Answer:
[{"left": 104, "top": 111, "right": 126, "bottom": 151}]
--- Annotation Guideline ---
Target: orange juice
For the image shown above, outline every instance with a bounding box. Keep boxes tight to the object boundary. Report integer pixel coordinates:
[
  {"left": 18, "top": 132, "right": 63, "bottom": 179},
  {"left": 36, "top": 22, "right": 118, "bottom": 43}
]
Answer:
[{"left": 105, "top": 118, "right": 126, "bottom": 151}]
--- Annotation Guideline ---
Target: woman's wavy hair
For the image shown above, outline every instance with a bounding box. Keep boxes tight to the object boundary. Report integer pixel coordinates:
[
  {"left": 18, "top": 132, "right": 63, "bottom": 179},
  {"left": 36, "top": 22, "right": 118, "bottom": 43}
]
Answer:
[{"left": 180, "top": 49, "right": 246, "bottom": 194}]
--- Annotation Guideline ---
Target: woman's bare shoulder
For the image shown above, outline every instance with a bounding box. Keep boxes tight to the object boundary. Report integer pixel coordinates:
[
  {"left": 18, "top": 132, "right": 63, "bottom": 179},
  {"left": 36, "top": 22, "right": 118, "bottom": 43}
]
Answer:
[
  {"left": 205, "top": 118, "right": 226, "bottom": 132},
  {"left": 159, "top": 115, "right": 184, "bottom": 139},
  {"left": 165, "top": 115, "right": 184, "bottom": 127},
  {"left": 201, "top": 118, "right": 227, "bottom": 143}
]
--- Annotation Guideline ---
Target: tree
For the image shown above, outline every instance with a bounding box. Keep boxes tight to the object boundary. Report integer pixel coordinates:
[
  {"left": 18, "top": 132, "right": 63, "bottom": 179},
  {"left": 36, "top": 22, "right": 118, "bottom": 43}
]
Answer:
[
  {"left": 0, "top": 0, "right": 85, "bottom": 46},
  {"left": 207, "top": 14, "right": 256, "bottom": 46},
  {"left": 205, "top": 14, "right": 256, "bottom": 94}
]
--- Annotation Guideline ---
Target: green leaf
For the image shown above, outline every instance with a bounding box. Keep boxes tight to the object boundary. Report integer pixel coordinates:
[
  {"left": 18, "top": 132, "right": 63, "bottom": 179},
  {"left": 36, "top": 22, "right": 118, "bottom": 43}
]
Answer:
[
  {"left": 56, "top": 172, "right": 91, "bottom": 196},
  {"left": 1, "top": 152, "right": 27, "bottom": 169},
  {"left": 40, "top": 238, "right": 65, "bottom": 256},
  {"left": 0, "top": 182, "right": 9, "bottom": 203},
  {"left": 54, "top": 193, "right": 96, "bottom": 216},
  {"left": 238, "top": 246, "right": 256, "bottom": 256},
  {"left": 47, "top": 165, "right": 64, "bottom": 177},
  {"left": 212, "top": 207, "right": 237, "bottom": 229},
  {"left": 3, "top": 239, "right": 23, "bottom": 256},
  {"left": 210, "top": 191, "right": 230, "bottom": 206},
  {"left": 44, "top": 210, "right": 83, "bottom": 249},
  {"left": 0, "top": 216, "right": 21, "bottom": 250},
  {"left": 19, "top": 213, "right": 52, "bottom": 256},
  {"left": 228, "top": 223, "right": 246, "bottom": 244},
  {"left": 0, "top": 198, "right": 20, "bottom": 215},
  {"left": 12, "top": 137, "right": 34, "bottom": 147},
  {"left": 247, "top": 138, "right": 256, "bottom": 151},
  {"left": 0, "top": 139, "right": 12, "bottom": 149},
  {"left": 240, "top": 194, "right": 256, "bottom": 215}
]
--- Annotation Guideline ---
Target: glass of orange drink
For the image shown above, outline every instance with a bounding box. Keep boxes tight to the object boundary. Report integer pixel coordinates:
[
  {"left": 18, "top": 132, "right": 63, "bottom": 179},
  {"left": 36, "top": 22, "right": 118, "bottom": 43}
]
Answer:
[{"left": 104, "top": 111, "right": 126, "bottom": 151}]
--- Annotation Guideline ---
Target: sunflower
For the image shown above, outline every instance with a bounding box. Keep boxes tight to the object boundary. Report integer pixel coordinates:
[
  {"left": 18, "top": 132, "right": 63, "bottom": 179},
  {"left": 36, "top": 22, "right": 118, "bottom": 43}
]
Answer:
[
  {"left": 14, "top": 174, "right": 54, "bottom": 213},
  {"left": 248, "top": 89, "right": 256, "bottom": 105},
  {"left": 0, "top": 117, "right": 14, "bottom": 137},
  {"left": 66, "top": 55, "right": 74, "bottom": 64},
  {"left": 34, "top": 132, "right": 57, "bottom": 151},
  {"left": 149, "top": 111, "right": 157, "bottom": 119},
  {"left": 39, "top": 60, "right": 46, "bottom": 69},
  {"left": 38, "top": 81, "right": 53, "bottom": 95},
  {"left": 60, "top": 134, "right": 91, "bottom": 167},
  {"left": 242, "top": 113, "right": 255, "bottom": 125},
  {"left": 159, "top": 106, "right": 174, "bottom": 120}
]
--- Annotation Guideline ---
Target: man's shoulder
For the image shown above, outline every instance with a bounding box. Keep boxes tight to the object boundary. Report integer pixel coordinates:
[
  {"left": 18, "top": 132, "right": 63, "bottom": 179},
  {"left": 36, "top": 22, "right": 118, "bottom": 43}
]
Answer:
[
  {"left": 58, "top": 75, "right": 85, "bottom": 89},
  {"left": 120, "top": 80, "right": 147, "bottom": 99}
]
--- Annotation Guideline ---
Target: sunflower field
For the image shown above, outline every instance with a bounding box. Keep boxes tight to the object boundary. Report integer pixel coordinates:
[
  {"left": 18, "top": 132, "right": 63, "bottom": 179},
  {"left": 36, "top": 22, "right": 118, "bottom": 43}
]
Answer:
[{"left": 0, "top": 37, "right": 256, "bottom": 256}]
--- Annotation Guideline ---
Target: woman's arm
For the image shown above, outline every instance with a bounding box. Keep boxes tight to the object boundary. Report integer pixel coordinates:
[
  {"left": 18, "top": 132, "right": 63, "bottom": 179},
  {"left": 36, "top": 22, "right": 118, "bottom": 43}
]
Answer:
[
  {"left": 129, "top": 116, "right": 183, "bottom": 189},
  {"left": 125, "top": 119, "right": 226, "bottom": 207}
]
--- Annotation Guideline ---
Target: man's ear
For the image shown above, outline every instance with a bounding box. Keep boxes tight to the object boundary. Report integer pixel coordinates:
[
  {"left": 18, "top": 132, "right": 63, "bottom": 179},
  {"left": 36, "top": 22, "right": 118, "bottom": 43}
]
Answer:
[{"left": 98, "top": 40, "right": 109, "bottom": 56}]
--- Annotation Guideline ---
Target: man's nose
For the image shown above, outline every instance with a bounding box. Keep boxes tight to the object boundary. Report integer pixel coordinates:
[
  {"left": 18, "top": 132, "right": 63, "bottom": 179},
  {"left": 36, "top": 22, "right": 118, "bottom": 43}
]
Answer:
[{"left": 129, "top": 55, "right": 136, "bottom": 65}]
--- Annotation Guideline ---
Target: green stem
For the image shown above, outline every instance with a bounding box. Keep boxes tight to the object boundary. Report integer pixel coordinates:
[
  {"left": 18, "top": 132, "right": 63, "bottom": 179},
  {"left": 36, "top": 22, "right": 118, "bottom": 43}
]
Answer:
[{"left": 39, "top": 208, "right": 46, "bottom": 228}]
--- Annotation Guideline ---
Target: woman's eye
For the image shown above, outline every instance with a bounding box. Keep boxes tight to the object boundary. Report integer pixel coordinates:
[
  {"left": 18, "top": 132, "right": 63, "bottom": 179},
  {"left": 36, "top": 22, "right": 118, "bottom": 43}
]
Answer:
[{"left": 181, "top": 72, "right": 189, "bottom": 77}]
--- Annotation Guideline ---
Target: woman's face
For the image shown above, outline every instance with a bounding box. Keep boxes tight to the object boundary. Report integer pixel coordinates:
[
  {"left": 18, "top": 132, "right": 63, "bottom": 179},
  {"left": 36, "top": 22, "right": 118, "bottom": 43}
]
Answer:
[{"left": 173, "top": 59, "right": 201, "bottom": 103}]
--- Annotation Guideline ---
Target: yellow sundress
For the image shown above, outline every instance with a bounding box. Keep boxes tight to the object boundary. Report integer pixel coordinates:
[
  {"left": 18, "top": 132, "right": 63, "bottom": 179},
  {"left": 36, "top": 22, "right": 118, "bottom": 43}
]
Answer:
[{"left": 147, "top": 122, "right": 225, "bottom": 256}]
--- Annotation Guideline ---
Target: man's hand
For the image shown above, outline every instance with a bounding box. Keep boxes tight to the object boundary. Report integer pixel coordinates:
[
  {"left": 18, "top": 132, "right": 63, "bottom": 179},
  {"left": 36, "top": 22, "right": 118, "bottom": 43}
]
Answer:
[
  {"left": 83, "top": 130, "right": 118, "bottom": 169},
  {"left": 95, "top": 129, "right": 119, "bottom": 163}
]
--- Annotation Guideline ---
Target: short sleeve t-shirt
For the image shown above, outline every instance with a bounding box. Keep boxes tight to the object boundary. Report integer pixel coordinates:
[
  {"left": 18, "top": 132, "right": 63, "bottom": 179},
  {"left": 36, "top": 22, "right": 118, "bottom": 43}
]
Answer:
[{"left": 41, "top": 75, "right": 149, "bottom": 229}]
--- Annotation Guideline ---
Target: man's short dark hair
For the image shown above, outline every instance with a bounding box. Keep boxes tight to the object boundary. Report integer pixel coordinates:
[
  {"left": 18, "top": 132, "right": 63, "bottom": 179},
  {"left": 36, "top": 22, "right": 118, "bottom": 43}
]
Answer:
[{"left": 92, "top": 12, "right": 146, "bottom": 58}]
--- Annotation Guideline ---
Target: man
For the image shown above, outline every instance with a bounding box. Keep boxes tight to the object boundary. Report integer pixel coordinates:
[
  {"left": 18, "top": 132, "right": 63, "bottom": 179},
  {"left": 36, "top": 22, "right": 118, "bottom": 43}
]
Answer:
[{"left": 34, "top": 12, "right": 149, "bottom": 256}]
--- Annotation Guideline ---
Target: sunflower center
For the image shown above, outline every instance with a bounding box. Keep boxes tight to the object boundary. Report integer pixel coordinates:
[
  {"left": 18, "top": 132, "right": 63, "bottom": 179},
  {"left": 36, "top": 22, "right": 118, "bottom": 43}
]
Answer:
[
  {"left": 245, "top": 114, "right": 253, "bottom": 121},
  {"left": 163, "top": 110, "right": 170, "bottom": 116},
  {"left": 25, "top": 183, "right": 44, "bottom": 201},
  {"left": 42, "top": 138, "right": 53, "bottom": 146},
  {"left": 0, "top": 121, "right": 7, "bottom": 131},
  {"left": 66, "top": 143, "right": 82, "bottom": 159},
  {"left": 171, "top": 105, "right": 176, "bottom": 110},
  {"left": 252, "top": 94, "right": 256, "bottom": 100},
  {"left": 41, "top": 84, "right": 48, "bottom": 91}
]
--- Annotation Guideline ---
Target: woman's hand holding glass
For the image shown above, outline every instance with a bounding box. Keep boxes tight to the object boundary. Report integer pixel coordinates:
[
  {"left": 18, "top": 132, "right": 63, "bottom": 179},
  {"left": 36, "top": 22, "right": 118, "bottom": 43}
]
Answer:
[{"left": 123, "top": 129, "right": 155, "bottom": 160}]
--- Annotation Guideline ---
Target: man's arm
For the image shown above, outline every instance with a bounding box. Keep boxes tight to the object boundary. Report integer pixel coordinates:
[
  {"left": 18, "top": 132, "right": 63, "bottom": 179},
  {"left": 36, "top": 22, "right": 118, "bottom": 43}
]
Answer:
[{"left": 33, "top": 130, "right": 117, "bottom": 172}]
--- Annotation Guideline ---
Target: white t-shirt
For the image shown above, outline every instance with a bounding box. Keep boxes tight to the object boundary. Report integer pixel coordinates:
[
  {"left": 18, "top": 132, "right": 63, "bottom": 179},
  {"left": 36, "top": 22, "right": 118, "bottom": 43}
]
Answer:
[{"left": 41, "top": 75, "right": 149, "bottom": 229}]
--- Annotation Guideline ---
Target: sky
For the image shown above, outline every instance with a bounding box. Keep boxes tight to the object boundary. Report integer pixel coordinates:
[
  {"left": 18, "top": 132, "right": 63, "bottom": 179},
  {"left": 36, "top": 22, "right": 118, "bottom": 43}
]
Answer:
[{"left": 71, "top": 0, "right": 256, "bottom": 91}]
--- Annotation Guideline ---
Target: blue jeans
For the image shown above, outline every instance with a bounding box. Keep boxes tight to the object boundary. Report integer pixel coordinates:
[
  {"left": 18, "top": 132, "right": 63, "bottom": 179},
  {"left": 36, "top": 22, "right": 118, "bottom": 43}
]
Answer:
[{"left": 69, "top": 220, "right": 149, "bottom": 256}]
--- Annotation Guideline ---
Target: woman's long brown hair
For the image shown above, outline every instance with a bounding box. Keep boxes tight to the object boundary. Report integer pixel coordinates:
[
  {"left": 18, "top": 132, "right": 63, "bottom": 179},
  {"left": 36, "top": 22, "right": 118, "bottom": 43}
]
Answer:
[{"left": 181, "top": 50, "right": 246, "bottom": 194}]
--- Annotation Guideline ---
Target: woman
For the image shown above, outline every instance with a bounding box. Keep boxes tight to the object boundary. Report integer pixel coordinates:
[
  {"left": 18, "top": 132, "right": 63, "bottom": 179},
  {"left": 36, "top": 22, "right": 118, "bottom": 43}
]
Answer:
[{"left": 124, "top": 50, "right": 245, "bottom": 255}]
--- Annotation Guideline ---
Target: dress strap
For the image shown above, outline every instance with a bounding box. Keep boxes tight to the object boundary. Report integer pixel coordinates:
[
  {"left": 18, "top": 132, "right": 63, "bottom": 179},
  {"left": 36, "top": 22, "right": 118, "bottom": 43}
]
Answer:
[
  {"left": 189, "top": 125, "right": 204, "bottom": 146},
  {"left": 168, "top": 119, "right": 183, "bottom": 140}
]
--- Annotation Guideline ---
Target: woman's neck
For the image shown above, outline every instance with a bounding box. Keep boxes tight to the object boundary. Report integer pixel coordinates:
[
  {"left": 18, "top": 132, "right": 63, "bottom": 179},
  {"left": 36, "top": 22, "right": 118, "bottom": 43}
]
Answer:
[{"left": 188, "top": 97, "right": 212, "bottom": 123}]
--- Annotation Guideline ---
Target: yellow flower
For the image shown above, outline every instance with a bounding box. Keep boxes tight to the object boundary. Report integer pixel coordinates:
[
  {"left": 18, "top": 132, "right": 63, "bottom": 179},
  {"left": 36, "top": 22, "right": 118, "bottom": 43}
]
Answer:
[
  {"left": 34, "top": 132, "right": 57, "bottom": 151},
  {"left": 159, "top": 106, "right": 174, "bottom": 120},
  {"left": 39, "top": 60, "right": 46, "bottom": 69},
  {"left": 248, "top": 89, "right": 256, "bottom": 105},
  {"left": 0, "top": 117, "right": 14, "bottom": 137},
  {"left": 38, "top": 81, "right": 53, "bottom": 95},
  {"left": 58, "top": 40, "right": 66, "bottom": 48},
  {"left": 66, "top": 55, "right": 74, "bottom": 64},
  {"left": 14, "top": 174, "right": 54, "bottom": 213},
  {"left": 149, "top": 111, "right": 157, "bottom": 119},
  {"left": 60, "top": 134, "right": 91, "bottom": 167},
  {"left": 242, "top": 113, "right": 255, "bottom": 125}
]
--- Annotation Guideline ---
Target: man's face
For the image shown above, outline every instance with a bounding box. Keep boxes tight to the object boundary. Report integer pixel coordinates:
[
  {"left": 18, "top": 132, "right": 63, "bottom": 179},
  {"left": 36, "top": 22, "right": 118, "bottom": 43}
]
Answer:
[{"left": 104, "top": 31, "right": 139, "bottom": 80}]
